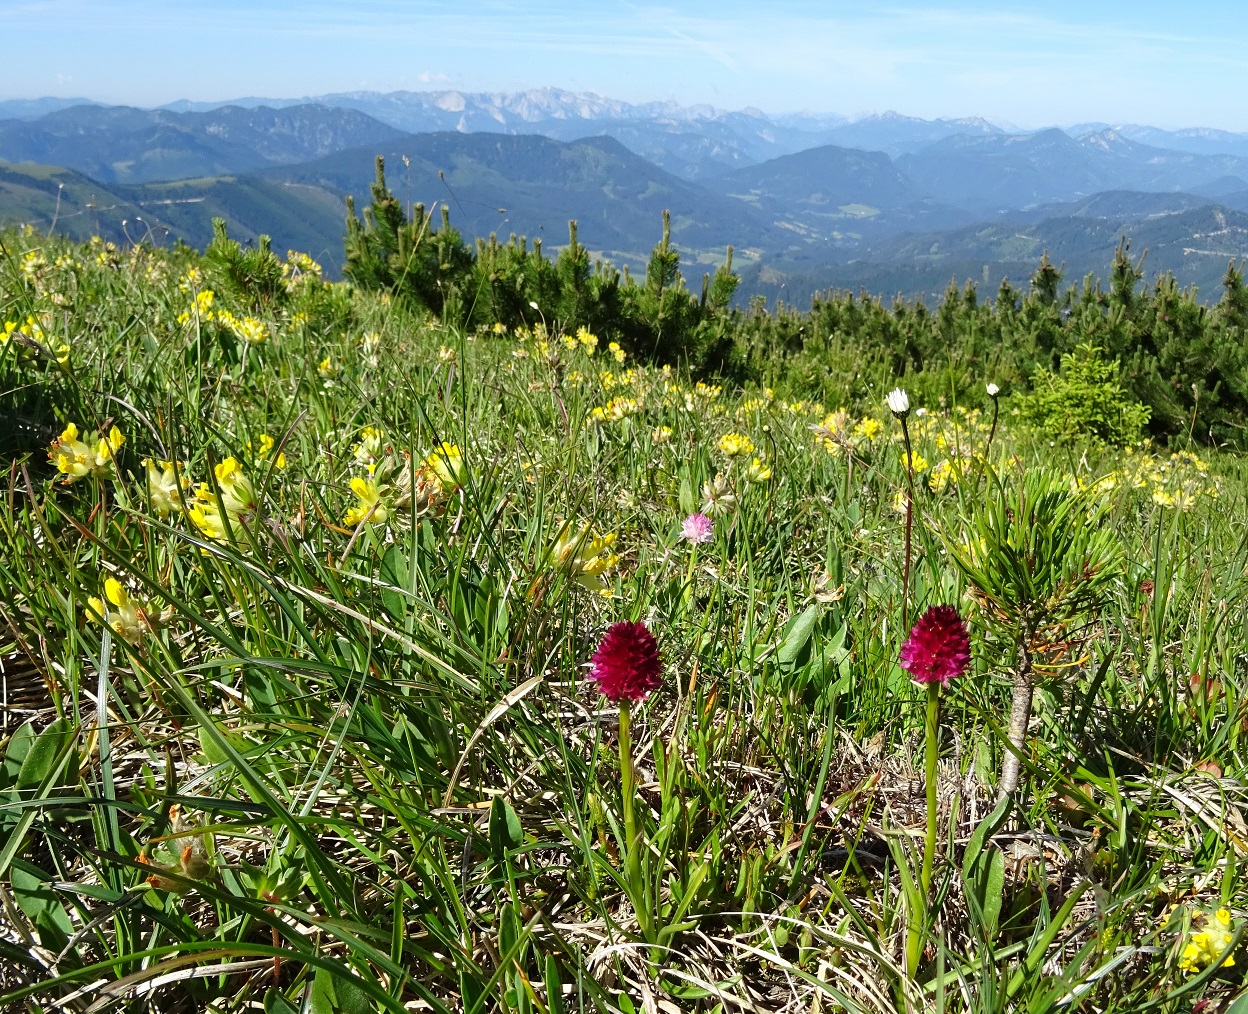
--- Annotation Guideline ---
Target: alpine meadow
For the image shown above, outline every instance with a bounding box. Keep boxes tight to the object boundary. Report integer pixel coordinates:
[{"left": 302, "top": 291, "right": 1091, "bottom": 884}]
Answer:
[{"left": 3, "top": 66, "right": 1248, "bottom": 1014}]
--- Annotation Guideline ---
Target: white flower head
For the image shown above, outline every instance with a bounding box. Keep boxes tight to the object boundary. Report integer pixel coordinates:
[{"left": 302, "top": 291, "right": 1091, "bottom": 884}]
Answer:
[
  {"left": 986, "top": 382, "right": 1000, "bottom": 397},
  {"left": 528, "top": 300, "right": 539, "bottom": 310},
  {"left": 886, "top": 387, "right": 910, "bottom": 417}
]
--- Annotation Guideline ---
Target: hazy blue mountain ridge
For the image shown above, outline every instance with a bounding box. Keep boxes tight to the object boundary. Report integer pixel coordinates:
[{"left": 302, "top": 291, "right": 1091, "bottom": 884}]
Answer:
[{"left": 0, "top": 104, "right": 405, "bottom": 183}]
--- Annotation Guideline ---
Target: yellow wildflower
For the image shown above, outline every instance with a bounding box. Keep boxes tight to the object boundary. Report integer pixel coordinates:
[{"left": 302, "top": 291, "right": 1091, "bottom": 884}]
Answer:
[
  {"left": 746, "top": 457, "right": 772, "bottom": 483},
  {"left": 902, "top": 451, "right": 929, "bottom": 473},
  {"left": 352, "top": 426, "right": 386, "bottom": 470},
  {"left": 590, "top": 397, "right": 639, "bottom": 423},
  {"left": 576, "top": 327, "right": 599, "bottom": 352},
  {"left": 343, "top": 476, "right": 389, "bottom": 527},
  {"left": 1178, "top": 908, "right": 1236, "bottom": 973},
  {"left": 438, "top": 345, "right": 457, "bottom": 365},
  {"left": 232, "top": 315, "right": 269, "bottom": 344},
  {"left": 608, "top": 341, "right": 626, "bottom": 363},
  {"left": 853, "top": 417, "right": 882, "bottom": 441},
  {"left": 86, "top": 577, "right": 150, "bottom": 645},
  {"left": 282, "top": 251, "right": 323, "bottom": 287},
  {"left": 143, "top": 458, "right": 192, "bottom": 517},
  {"left": 551, "top": 523, "right": 619, "bottom": 594},
  {"left": 21, "top": 250, "right": 47, "bottom": 281},
  {"left": 424, "top": 442, "right": 466, "bottom": 494},
  {"left": 652, "top": 425, "right": 673, "bottom": 444},
  {"left": 249, "top": 434, "right": 286, "bottom": 469},
  {"left": 718, "top": 432, "right": 755, "bottom": 458},
  {"left": 49, "top": 422, "right": 124, "bottom": 483},
  {"left": 2, "top": 315, "right": 70, "bottom": 364},
  {"left": 188, "top": 458, "right": 257, "bottom": 541}
]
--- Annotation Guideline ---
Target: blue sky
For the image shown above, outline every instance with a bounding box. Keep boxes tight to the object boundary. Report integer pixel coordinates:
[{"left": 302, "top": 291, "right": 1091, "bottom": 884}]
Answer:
[{"left": 4, "top": 0, "right": 1247, "bottom": 129}]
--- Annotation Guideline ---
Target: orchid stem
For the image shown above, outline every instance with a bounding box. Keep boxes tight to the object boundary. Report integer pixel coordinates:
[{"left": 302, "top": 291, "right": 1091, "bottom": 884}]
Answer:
[
  {"left": 921, "top": 682, "right": 940, "bottom": 897},
  {"left": 900, "top": 414, "right": 916, "bottom": 633},
  {"left": 618, "top": 700, "right": 650, "bottom": 940}
]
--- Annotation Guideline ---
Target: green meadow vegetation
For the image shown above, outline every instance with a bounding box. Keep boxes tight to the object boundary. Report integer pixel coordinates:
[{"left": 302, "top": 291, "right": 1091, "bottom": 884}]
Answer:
[{"left": 1, "top": 190, "right": 1247, "bottom": 1013}]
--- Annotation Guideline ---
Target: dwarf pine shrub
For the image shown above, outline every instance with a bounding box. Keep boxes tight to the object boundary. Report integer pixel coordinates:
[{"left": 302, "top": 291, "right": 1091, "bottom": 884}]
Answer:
[{"left": 1019, "top": 342, "right": 1151, "bottom": 446}]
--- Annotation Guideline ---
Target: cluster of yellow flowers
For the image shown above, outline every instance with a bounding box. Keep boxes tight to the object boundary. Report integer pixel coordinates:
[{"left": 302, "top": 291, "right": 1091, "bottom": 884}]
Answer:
[
  {"left": 20, "top": 249, "right": 47, "bottom": 282},
  {"left": 717, "top": 432, "right": 755, "bottom": 458},
  {"left": 143, "top": 458, "right": 193, "bottom": 517},
  {"left": 49, "top": 423, "right": 125, "bottom": 483},
  {"left": 1177, "top": 907, "right": 1237, "bottom": 973},
  {"left": 248, "top": 434, "right": 287, "bottom": 470},
  {"left": 811, "top": 409, "right": 884, "bottom": 456},
  {"left": 340, "top": 429, "right": 467, "bottom": 528},
  {"left": 281, "top": 250, "right": 323, "bottom": 291},
  {"left": 1096, "top": 446, "right": 1222, "bottom": 510},
  {"left": 2, "top": 315, "right": 70, "bottom": 365},
  {"left": 176, "top": 289, "right": 216, "bottom": 325},
  {"left": 590, "top": 397, "right": 641, "bottom": 423},
  {"left": 550, "top": 522, "right": 619, "bottom": 594},
  {"left": 187, "top": 458, "right": 260, "bottom": 541},
  {"left": 216, "top": 310, "right": 270, "bottom": 345},
  {"left": 659, "top": 380, "right": 723, "bottom": 414},
  {"left": 87, "top": 577, "right": 164, "bottom": 645},
  {"left": 91, "top": 238, "right": 121, "bottom": 267},
  {"left": 47, "top": 419, "right": 284, "bottom": 547}
]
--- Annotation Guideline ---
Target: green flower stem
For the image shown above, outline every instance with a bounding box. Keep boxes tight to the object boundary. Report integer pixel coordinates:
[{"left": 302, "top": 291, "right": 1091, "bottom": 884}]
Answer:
[
  {"left": 683, "top": 545, "right": 698, "bottom": 611},
  {"left": 900, "top": 415, "right": 916, "bottom": 632},
  {"left": 618, "top": 700, "right": 651, "bottom": 939},
  {"left": 921, "top": 681, "right": 940, "bottom": 897}
]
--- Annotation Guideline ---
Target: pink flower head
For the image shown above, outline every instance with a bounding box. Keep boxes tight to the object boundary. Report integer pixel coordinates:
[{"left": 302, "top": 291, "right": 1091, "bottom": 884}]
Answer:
[
  {"left": 589, "top": 621, "right": 664, "bottom": 702},
  {"left": 899, "top": 605, "right": 971, "bottom": 686},
  {"left": 680, "top": 513, "right": 714, "bottom": 544}
]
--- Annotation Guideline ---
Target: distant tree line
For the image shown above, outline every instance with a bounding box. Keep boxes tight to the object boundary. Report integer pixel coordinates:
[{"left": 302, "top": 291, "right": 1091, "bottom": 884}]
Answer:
[{"left": 342, "top": 156, "right": 1248, "bottom": 447}]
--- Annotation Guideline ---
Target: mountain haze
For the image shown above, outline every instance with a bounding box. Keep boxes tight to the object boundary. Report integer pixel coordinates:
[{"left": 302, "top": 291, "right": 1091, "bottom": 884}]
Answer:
[
  {"left": 0, "top": 104, "right": 405, "bottom": 183},
  {"left": 5, "top": 88, "right": 1248, "bottom": 302}
]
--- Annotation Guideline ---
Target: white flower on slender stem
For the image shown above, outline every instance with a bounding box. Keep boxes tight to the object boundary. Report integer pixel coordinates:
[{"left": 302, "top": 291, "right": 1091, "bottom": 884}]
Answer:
[
  {"left": 886, "top": 388, "right": 910, "bottom": 417},
  {"left": 986, "top": 382, "right": 1000, "bottom": 397}
]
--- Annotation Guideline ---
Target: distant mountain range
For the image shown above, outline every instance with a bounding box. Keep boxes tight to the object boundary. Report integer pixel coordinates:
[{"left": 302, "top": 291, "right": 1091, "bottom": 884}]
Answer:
[{"left": 3, "top": 88, "right": 1248, "bottom": 302}]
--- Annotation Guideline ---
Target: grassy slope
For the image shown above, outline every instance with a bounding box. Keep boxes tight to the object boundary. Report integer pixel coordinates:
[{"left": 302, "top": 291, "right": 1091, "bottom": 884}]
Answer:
[
  {"left": 0, "top": 162, "right": 349, "bottom": 270},
  {"left": 0, "top": 230, "right": 1246, "bottom": 1011}
]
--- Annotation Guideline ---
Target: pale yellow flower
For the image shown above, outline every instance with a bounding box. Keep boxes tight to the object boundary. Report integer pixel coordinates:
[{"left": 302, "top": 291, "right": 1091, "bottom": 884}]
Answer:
[
  {"left": 424, "top": 442, "right": 466, "bottom": 494},
  {"left": 590, "top": 398, "right": 639, "bottom": 423},
  {"left": 551, "top": 523, "right": 619, "bottom": 593},
  {"left": 49, "top": 422, "right": 124, "bottom": 483},
  {"left": 343, "top": 476, "right": 389, "bottom": 526},
  {"left": 86, "top": 577, "right": 150, "bottom": 645},
  {"left": 188, "top": 458, "right": 257, "bottom": 541},
  {"left": 745, "top": 457, "right": 772, "bottom": 483},
  {"left": 718, "top": 432, "right": 754, "bottom": 458},
  {"left": 143, "top": 458, "right": 192, "bottom": 517},
  {"left": 249, "top": 434, "right": 286, "bottom": 469},
  {"left": 351, "top": 426, "right": 386, "bottom": 470},
  {"left": 1179, "top": 908, "right": 1236, "bottom": 973}
]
